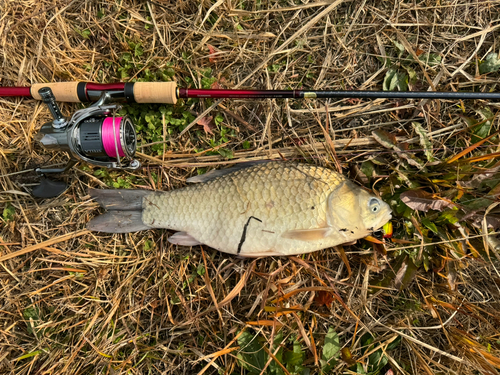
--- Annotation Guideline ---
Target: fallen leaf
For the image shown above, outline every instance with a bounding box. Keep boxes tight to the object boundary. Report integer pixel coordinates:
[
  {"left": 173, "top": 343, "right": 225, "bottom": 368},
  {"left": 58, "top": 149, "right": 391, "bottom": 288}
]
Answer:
[
  {"left": 364, "top": 235, "right": 384, "bottom": 244},
  {"left": 314, "top": 291, "right": 334, "bottom": 308},
  {"left": 347, "top": 98, "right": 361, "bottom": 104},
  {"left": 458, "top": 162, "right": 500, "bottom": 188},
  {"left": 412, "top": 122, "right": 434, "bottom": 162},
  {"left": 373, "top": 242, "right": 387, "bottom": 256},
  {"left": 394, "top": 259, "right": 408, "bottom": 289},
  {"left": 197, "top": 115, "right": 214, "bottom": 134},
  {"left": 335, "top": 245, "right": 352, "bottom": 277},
  {"left": 210, "top": 81, "right": 222, "bottom": 89},
  {"left": 447, "top": 259, "right": 457, "bottom": 291},
  {"left": 207, "top": 44, "right": 218, "bottom": 63},
  {"left": 394, "top": 255, "right": 418, "bottom": 290},
  {"left": 372, "top": 130, "right": 425, "bottom": 168},
  {"left": 341, "top": 347, "right": 356, "bottom": 366},
  {"left": 469, "top": 214, "right": 500, "bottom": 229},
  {"left": 372, "top": 130, "right": 397, "bottom": 148},
  {"left": 400, "top": 190, "right": 456, "bottom": 212}
]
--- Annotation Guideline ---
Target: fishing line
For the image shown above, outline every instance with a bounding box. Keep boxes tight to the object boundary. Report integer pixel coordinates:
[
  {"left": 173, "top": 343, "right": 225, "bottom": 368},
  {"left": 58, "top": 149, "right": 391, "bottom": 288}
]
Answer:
[{"left": 378, "top": 231, "right": 500, "bottom": 253}]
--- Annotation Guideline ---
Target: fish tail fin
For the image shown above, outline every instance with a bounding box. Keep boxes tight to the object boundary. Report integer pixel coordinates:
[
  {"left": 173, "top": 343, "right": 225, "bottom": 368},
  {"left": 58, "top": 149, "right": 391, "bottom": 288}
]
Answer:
[{"left": 87, "top": 189, "right": 152, "bottom": 233}]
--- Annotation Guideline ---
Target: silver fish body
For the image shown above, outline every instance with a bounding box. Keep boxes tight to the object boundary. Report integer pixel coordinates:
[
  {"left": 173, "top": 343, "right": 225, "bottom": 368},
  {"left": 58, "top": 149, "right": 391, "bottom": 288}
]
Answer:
[{"left": 88, "top": 162, "right": 392, "bottom": 257}]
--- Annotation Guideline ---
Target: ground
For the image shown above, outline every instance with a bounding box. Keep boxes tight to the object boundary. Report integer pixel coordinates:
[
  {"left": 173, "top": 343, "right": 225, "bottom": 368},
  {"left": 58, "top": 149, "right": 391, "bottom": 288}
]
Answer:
[{"left": 1, "top": 1, "right": 500, "bottom": 374}]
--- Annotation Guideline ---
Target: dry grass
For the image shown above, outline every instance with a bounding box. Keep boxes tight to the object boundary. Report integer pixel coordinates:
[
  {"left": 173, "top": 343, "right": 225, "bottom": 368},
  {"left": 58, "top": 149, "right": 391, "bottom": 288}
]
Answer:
[{"left": 1, "top": 0, "right": 500, "bottom": 374}]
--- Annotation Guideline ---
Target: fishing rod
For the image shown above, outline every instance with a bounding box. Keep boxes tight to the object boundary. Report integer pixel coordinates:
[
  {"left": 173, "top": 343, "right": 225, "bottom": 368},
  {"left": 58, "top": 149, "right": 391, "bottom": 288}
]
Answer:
[
  {"left": 1, "top": 81, "right": 500, "bottom": 103},
  {"left": 1, "top": 82, "right": 498, "bottom": 198}
]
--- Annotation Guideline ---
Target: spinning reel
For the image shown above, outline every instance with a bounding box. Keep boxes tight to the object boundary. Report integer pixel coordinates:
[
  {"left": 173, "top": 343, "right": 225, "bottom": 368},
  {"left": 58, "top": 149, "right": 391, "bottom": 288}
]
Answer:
[{"left": 33, "top": 87, "right": 140, "bottom": 198}]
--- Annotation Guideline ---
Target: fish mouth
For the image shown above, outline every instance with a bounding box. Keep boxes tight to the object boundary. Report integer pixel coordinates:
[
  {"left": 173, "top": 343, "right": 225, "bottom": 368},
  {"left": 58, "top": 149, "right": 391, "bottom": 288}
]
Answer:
[{"left": 371, "top": 211, "right": 392, "bottom": 232}]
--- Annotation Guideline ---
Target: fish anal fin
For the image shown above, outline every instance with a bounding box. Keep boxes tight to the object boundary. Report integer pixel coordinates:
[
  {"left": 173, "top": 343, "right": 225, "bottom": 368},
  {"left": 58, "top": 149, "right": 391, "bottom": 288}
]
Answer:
[
  {"left": 282, "top": 227, "right": 331, "bottom": 241},
  {"left": 168, "top": 232, "right": 203, "bottom": 246}
]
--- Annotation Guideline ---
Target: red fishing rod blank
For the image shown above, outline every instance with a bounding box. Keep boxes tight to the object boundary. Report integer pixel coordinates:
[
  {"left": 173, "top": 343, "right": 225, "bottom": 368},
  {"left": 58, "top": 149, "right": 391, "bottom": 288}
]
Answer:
[{"left": 1, "top": 81, "right": 499, "bottom": 103}]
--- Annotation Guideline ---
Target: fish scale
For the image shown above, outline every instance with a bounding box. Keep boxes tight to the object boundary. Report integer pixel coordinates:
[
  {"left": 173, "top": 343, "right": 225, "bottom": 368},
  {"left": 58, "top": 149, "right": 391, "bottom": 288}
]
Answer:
[
  {"left": 88, "top": 161, "right": 392, "bottom": 257},
  {"left": 142, "top": 163, "right": 344, "bottom": 256}
]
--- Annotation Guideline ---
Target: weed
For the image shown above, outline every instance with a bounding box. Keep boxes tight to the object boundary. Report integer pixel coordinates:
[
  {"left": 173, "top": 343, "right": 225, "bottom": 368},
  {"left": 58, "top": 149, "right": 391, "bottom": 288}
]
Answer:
[
  {"left": 93, "top": 168, "right": 136, "bottom": 188},
  {"left": 2, "top": 202, "right": 15, "bottom": 222}
]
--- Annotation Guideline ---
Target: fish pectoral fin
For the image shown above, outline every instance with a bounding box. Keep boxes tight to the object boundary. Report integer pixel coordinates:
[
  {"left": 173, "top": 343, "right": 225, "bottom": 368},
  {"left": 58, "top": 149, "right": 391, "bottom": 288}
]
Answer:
[
  {"left": 168, "top": 232, "right": 203, "bottom": 246},
  {"left": 282, "top": 227, "right": 332, "bottom": 241}
]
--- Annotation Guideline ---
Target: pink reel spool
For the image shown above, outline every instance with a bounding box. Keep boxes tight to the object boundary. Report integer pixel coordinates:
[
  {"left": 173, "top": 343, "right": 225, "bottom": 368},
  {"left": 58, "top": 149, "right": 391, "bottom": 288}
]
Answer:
[{"left": 101, "top": 116, "right": 135, "bottom": 158}]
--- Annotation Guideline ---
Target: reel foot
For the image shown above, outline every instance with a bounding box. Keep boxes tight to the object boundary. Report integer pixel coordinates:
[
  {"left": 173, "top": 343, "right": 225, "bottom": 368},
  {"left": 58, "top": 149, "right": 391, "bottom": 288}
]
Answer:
[{"left": 32, "top": 178, "right": 68, "bottom": 198}]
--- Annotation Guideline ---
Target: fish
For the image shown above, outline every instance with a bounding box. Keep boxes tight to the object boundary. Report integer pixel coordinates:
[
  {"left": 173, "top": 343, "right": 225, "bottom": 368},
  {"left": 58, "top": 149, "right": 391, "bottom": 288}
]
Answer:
[{"left": 87, "top": 161, "right": 392, "bottom": 257}]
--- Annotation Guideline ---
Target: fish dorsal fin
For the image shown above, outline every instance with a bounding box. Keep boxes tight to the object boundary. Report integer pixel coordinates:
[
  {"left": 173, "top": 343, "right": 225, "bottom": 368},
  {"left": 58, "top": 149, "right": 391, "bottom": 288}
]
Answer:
[{"left": 186, "top": 160, "right": 272, "bottom": 183}]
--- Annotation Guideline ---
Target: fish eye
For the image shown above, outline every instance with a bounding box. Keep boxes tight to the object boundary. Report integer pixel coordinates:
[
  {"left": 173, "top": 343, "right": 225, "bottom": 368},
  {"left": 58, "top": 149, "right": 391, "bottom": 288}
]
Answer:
[{"left": 369, "top": 198, "right": 381, "bottom": 213}]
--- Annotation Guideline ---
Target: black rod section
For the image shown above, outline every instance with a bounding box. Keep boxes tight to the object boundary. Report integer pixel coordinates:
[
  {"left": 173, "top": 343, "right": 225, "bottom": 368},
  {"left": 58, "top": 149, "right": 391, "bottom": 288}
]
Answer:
[{"left": 299, "top": 90, "right": 500, "bottom": 100}]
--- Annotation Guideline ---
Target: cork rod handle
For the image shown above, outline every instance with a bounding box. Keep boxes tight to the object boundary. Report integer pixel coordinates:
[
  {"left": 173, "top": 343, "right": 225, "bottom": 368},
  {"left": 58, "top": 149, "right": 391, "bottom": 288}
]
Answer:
[
  {"left": 133, "top": 82, "right": 177, "bottom": 104},
  {"left": 31, "top": 82, "right": 179, "bottom": 104},
  {"left": 31, "top": 82, "right": 81, "bottom": 102}
]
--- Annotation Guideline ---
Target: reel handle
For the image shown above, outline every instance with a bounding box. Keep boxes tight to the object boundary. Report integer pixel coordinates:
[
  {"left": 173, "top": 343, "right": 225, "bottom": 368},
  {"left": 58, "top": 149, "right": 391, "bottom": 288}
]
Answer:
[{"left": 39, "top": 87, "right": 67, "bottom": 128}]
